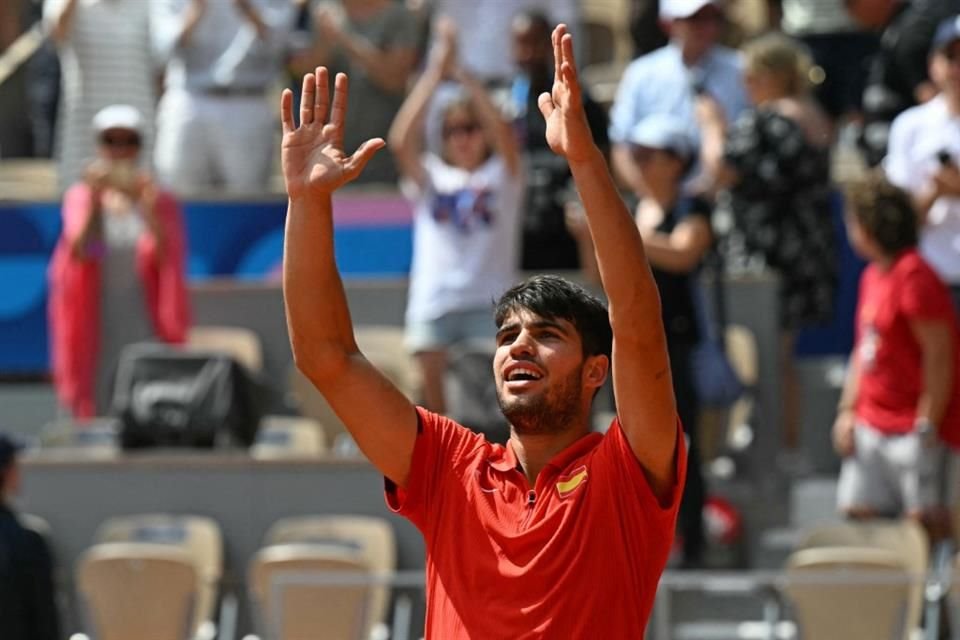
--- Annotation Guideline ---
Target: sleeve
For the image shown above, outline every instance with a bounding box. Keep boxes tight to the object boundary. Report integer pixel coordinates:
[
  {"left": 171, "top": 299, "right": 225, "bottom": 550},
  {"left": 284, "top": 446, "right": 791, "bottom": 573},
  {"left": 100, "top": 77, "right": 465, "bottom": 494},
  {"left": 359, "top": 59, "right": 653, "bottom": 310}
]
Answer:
[
  {"left": 399, "top": 153, "right": 438, "bottom": 202},
  {"left": 25, "top": 532, "right": 60, "bottom": 640},
  {"left": 608, "top": 61, "right": 644, "bottom": 143},
  {"left": 900, "top": 264, "right": 954, "bottom": 322},
  {"left": 883, "top": 110, "right": 918, "bottom": 191},
  {"left": 384, "top": 407, "right": 486, "bottom": 533},
  {"left": 592, "top": 417, "right": 687, "bottom": 519}
]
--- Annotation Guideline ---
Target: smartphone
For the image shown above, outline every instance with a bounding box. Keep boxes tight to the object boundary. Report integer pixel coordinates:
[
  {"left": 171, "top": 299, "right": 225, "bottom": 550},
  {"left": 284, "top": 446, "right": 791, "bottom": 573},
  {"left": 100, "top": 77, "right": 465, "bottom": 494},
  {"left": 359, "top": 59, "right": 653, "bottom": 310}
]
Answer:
[{"left": 938, "top": 150, "right": 953, "bottom": 167}]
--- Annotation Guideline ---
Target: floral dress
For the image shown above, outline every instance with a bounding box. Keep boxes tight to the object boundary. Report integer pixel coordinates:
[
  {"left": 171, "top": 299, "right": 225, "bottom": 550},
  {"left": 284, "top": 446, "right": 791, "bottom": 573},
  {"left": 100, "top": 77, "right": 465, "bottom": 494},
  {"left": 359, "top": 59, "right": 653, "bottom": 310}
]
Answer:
[{"left": 718, "top": 109, "right": 837, "bottom": 329}]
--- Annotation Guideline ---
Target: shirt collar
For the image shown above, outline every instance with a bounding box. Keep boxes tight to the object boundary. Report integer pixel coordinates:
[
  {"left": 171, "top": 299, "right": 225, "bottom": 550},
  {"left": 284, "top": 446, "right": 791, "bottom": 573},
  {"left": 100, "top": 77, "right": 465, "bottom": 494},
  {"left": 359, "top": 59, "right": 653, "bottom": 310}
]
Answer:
[{"left": 488, "top": 431, "right": 606, "bottom": 474}]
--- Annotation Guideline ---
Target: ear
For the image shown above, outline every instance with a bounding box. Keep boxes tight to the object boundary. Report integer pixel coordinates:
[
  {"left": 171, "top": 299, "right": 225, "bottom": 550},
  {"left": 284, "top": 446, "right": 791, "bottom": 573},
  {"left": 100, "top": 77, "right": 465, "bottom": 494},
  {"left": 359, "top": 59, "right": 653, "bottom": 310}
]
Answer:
[{"left": 583, "top": 354, "right": 609, "bottom": 390}]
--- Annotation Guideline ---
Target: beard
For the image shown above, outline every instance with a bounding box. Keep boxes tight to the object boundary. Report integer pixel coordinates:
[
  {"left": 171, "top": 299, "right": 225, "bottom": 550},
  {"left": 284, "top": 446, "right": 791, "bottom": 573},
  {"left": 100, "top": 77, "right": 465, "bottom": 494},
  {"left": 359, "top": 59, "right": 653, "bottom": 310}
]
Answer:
[{"left": 497, "top": 363, "right": 584, "bottom": 436}]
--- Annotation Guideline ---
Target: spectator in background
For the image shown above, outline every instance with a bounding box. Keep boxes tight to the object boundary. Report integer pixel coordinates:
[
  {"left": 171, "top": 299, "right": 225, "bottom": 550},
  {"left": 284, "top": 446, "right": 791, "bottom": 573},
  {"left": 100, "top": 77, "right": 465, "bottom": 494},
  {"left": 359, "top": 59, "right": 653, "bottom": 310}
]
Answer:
[
  {"left": 570, "top": 114, "right": 711, "bottom": 568},
  {"left": 292, "top": 0, "right": 418, "bottom": 185},
  {"left": 429, "top": 0, "right": 579, "bottom": 86},
  {"left": 44, "top": 0, "right": 155, "bottom": 191},
  {"left": 834, "top": 174, "right": 959, "bottom": 540},
  {"left": 388, "top": 19, "right": 522, "bottom": 415},
  {"left": 0, "top": 0, "right": 34, "bottom": 158},
  {"left": 772, "top": 0, "right": 878, "bottom": 125},
  {"left": 609, "top": 0, "right": 749, "bottom": 190},
  {"left": 48, "top": 105, "right": 190, "bottom": 419},
  {"left": 152, "top": 0, "right": 295, "bottom": 194},
  {"left": 697, "top": 32, "right": 835, "bottom": 473},
  {"left": 509, "top": 9, "right": 608, "bottom": 271},
  {"left": 25, "top": 0, "right": 60, "bottom": 158},
  {"left": 0, "top": 434, "right": 60, "bottom": 640},
  {"left": 847, "top": 0, "right": 960, "bottom": 166},
  {"left": 629, "top": 0, "right": 669, "bottom": 56},
  {"left": 885, "top": 17, "right": 960, "bottom": 313}
]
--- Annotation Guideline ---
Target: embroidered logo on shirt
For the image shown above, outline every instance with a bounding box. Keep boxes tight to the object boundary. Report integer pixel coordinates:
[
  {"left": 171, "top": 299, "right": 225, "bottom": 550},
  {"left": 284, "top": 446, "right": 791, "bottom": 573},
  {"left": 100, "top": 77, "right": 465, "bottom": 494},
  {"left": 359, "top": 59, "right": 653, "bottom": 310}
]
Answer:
[
  {"left": 556, "top": 465, "right": 588, "bottom": 498},
  {"left": 431, "top": 188, "right": 495, "bottom": 233}
]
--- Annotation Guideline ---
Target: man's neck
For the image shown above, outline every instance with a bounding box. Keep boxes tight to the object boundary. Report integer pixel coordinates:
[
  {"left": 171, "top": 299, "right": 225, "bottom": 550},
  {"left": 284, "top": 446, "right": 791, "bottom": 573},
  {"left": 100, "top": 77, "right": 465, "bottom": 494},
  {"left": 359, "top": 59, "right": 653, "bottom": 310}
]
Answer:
[{"left": 510, "top": 425, "right": 590, "bottom": 486}]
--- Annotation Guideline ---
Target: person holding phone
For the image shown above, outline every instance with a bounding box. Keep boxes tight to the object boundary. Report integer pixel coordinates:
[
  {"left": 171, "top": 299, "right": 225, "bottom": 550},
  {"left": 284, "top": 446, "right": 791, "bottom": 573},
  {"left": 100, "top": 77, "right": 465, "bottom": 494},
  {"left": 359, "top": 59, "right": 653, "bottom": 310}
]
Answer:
[{"left": 48, "top": 105, "right": 191, "bottom": 419}]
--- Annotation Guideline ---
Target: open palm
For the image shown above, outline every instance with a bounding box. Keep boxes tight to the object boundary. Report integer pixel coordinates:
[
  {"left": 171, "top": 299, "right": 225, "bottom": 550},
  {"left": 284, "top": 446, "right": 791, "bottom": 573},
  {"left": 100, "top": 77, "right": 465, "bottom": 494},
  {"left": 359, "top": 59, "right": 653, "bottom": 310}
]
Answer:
[
  {"left": 538, "top": 25, "right": 594, "bottom": 164},
  {"left": 280, "top": 68, "right": 384, "bottom": 199}
]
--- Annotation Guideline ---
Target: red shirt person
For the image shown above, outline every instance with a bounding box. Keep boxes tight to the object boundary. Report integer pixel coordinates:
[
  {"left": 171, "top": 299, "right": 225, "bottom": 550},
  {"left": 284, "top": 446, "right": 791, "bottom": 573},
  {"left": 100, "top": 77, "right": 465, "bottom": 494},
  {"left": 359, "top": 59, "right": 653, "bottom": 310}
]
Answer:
[
  {"left": 835, "top": 175, "right": 960, "bottom": 535},
  {"left": 281, "top": 23, "right": 684, "bottom": 638}
]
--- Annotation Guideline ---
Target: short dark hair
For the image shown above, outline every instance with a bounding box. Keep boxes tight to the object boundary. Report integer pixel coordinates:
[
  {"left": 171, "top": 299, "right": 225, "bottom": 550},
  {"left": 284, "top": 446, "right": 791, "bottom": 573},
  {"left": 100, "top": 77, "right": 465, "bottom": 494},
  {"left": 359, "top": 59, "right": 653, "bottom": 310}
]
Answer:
[
  {"left": 494, "top": 274, "right": 612, "bottom": 359},
  {"left": 844, "top": 171, "right": 919, "bottom": 255}
]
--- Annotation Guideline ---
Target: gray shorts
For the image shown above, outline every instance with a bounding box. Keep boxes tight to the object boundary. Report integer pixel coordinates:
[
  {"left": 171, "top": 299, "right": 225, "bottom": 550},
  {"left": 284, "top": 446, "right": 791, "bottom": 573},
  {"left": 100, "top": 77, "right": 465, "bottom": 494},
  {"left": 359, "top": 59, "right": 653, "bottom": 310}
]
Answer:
[
  {"left": 836, "top": 422, "right": 946, "bottom": 516},
  {"left": 404, "top": 308, "right": 495, "bottom": 354}
]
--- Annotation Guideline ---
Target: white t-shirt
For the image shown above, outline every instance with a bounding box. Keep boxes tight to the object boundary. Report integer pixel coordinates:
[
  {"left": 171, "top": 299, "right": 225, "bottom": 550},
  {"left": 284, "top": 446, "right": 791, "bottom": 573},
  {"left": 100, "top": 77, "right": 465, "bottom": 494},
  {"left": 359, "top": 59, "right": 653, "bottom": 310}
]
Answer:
[
  {"left": 884, "top": 95, "right": 960, "bottom": 285},
  {"left": 403, "top": 153, "right": 524, "bottom": 323}
]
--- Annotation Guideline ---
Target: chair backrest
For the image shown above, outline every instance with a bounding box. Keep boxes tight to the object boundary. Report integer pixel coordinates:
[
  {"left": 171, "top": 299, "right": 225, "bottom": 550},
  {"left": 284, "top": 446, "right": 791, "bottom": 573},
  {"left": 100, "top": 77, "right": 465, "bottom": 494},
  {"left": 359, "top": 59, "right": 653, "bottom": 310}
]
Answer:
[
  {"left": 77, "top": 542, "right": 197, "bottom": 640},
  {"left": 795, "top": 519, "right": 927, "bottom": 638},
  {"left": 251, "top": 416, "right": 327, "bottom": 459},
  {"left": 249, "top": 544, "right": 371, "bottom": 640},
  {"left": 187, "top": 325, "right": 264, "bottom": 373},
  {"left": 264, "top": 515, "right": 396, "bottom": 632},
  {"left": 94, "top": 514, "right": 223, "bottom": 632},
  {"left": 783, "top": 546, "right": 910, "bottom": 640},
  {"left": 289, "top": 325, "right": 418, "bottom": 442}
]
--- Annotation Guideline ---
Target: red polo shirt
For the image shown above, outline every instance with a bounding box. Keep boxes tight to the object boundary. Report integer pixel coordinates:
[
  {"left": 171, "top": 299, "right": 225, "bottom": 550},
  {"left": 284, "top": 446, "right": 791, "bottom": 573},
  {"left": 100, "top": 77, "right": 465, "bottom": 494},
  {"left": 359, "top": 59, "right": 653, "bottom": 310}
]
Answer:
[{"left": 385, "top": 408, "right": 686, "bottom": 639}]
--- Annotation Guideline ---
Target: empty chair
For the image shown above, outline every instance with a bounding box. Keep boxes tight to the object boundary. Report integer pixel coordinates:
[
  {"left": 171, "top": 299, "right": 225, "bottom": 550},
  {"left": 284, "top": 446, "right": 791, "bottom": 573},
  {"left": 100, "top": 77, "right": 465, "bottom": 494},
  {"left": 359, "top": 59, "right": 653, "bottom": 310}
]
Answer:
[
  {"left": 795, "top": 518, "right": 927, "bottom": 638},
  {"left": 782, "top": 546, "right": 911, "bottom": 640},
  {"left": 77, "top": 542, "right": 198, "bottom": 640},
  {"left": 264, "top": 515, "right": 396, "bottom": 636},
  {"left": 94, "top": 514, "right": 223, "bottom": 637},
  {"left": 251, "top": 416, "right": 327, "bottom": 459},
  {"left": 249, "top": 544, "right": 372, "bottom": 640},
  {"left": 187, "top": 325, "right": 264, "bottom": 373}
]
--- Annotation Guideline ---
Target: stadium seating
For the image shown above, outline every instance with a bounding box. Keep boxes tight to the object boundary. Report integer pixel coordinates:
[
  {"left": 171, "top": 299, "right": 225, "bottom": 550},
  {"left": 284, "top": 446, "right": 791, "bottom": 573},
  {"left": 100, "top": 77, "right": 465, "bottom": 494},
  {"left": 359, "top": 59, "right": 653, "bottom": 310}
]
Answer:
[
  {"left": 77, "top": 542, "right": 199, "bottom": 640},
  {"left": 790, "top": 519, "right": 928, "bottom": 639},
  {"left": 93, "top": 514, "right": 224, "bottom": 638},
  {"left": 187, "top": 325, "right": 265, "bottom": 374},
  {"left": 782, "top": 546, "right": 911, "bottom": 640},
  {"left": 263, "top": 514, "right": 396, "bottom": 637},
  {"left": 249, "top": 543, "right": 372, "bottom": 640},
  {"left": 251, "top": 415, "right": 327, "bottom": 459}
]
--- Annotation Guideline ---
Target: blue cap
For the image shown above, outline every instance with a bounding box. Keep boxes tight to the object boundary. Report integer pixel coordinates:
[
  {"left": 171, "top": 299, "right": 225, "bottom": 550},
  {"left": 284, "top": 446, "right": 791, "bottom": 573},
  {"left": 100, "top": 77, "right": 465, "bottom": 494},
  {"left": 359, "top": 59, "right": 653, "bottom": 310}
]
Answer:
[
  {"left": 0, "top": 433, "right": 24, "bottom": 470},
  {"left": 627, "top": 113, "right": 696, "bottom": 160},
  {"left": 931, "top": 15, "right": 960, "bottom": 55}
]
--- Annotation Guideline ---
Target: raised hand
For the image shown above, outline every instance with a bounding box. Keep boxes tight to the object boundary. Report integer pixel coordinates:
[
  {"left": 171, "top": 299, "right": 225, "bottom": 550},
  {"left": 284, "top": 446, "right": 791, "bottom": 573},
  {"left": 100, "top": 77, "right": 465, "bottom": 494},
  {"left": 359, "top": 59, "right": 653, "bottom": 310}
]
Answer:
[
  {"left": 280, "top": 68, "right": 385, "bottom": 199},
  {"left": 537, "top": 25, "right": 594, "bottom": 163}
]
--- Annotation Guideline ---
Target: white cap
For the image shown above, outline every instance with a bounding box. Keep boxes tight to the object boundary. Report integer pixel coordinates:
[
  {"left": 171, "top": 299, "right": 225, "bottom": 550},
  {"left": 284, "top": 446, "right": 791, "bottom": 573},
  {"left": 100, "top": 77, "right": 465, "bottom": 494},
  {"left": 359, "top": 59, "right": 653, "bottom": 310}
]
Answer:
[
  {"left": 660, "top": 0, "right": 723, "bottom": 20},
  {"left": 91, "top": 104, "right": 144, "bottom": 135},
  {"left": 627, "top": 113, "right": 695, "bottom": 160}
]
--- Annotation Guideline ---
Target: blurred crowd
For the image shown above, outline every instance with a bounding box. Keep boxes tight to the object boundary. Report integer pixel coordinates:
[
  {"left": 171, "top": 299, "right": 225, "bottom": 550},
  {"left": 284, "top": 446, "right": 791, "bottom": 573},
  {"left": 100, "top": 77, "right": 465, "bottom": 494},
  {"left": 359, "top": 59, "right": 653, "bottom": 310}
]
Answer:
[{"left": 0, "top": 0, "right": 960, "bottom": 575}]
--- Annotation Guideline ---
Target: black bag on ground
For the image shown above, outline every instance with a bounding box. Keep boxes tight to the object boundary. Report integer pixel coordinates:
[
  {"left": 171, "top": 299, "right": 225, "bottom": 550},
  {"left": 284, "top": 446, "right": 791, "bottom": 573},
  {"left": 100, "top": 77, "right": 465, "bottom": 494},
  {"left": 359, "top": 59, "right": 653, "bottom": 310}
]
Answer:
[{"left": 111, "top": 343, "right": 263, "bottom": 449}]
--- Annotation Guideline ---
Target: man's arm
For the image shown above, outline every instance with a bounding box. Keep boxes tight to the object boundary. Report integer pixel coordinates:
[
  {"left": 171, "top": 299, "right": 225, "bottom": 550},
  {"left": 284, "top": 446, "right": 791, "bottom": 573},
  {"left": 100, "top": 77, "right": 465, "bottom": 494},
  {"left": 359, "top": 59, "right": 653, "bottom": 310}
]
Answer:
[
  {"left": 282, "top": 68, "right": 417, "bottom": 487},
  {"left": 540, "top": 26, "right": 678, "bottom": 495},
  {"left": 912, "top": 319, "right": 954, "bottom": 432}
]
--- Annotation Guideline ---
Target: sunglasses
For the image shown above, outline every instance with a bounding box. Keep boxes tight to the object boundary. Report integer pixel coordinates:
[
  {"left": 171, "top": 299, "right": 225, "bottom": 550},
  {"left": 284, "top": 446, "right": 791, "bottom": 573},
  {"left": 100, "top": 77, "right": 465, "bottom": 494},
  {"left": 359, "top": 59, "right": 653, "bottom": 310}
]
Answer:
[
  {"left": 442, "top": 122, "right": 482, "bottom": 139},
  {"left": 100, "top": 133, "right": 142, "bottom": 148}
]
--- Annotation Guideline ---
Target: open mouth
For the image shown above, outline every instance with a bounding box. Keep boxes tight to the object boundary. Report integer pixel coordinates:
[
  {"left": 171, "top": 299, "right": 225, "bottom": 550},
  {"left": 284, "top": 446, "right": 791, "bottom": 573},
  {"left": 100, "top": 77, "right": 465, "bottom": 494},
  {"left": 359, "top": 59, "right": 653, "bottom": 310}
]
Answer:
[{"left": 505, "top": 367, "right": 544, "bottom": 383}]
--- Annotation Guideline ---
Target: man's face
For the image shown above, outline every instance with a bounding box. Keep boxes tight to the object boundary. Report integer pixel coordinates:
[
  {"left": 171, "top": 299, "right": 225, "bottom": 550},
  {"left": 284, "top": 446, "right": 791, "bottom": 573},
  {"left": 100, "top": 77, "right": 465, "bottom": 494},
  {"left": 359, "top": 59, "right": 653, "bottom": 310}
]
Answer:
[
  {"left": 493, "top": 310, "right": 603, "bottom": 435},
  {"left": 669, "top": 5, "right": 724, "bottom": 62},
  {"left": 930, "top": 40, "right": 960, "bottom": 94},
  {"left": 511, "top": 19, "right": 551, "bottom": 76}
]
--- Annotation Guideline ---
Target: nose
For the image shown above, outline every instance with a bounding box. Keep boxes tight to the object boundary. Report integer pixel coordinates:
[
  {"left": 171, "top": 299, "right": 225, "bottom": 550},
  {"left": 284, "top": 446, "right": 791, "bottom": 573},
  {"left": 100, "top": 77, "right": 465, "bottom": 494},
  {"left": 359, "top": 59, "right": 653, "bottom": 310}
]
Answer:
[{"left": 508, "top": 330, "right": 535, "bottom": 359}]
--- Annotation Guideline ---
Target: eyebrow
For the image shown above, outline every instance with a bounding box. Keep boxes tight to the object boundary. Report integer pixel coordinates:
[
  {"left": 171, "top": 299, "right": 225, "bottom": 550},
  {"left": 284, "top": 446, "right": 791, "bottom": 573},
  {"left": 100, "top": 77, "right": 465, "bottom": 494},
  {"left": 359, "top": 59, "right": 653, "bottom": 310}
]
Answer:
[{"left": 496, "top": 319, "right": 571, "bottom": 340}]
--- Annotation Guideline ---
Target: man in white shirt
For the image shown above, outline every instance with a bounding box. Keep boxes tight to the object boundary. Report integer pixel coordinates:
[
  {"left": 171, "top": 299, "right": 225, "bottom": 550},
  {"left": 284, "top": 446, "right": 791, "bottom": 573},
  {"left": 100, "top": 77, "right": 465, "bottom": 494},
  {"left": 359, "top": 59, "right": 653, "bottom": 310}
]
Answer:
[
  {"left": 152, "top": 0, "right": 295, "bottom": 194},
  {"left": 885, "top": 15, "right": 960, "bottom": 310},
  {"left": 608, "top": 0, "right": 749, "bottom": 190}
]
